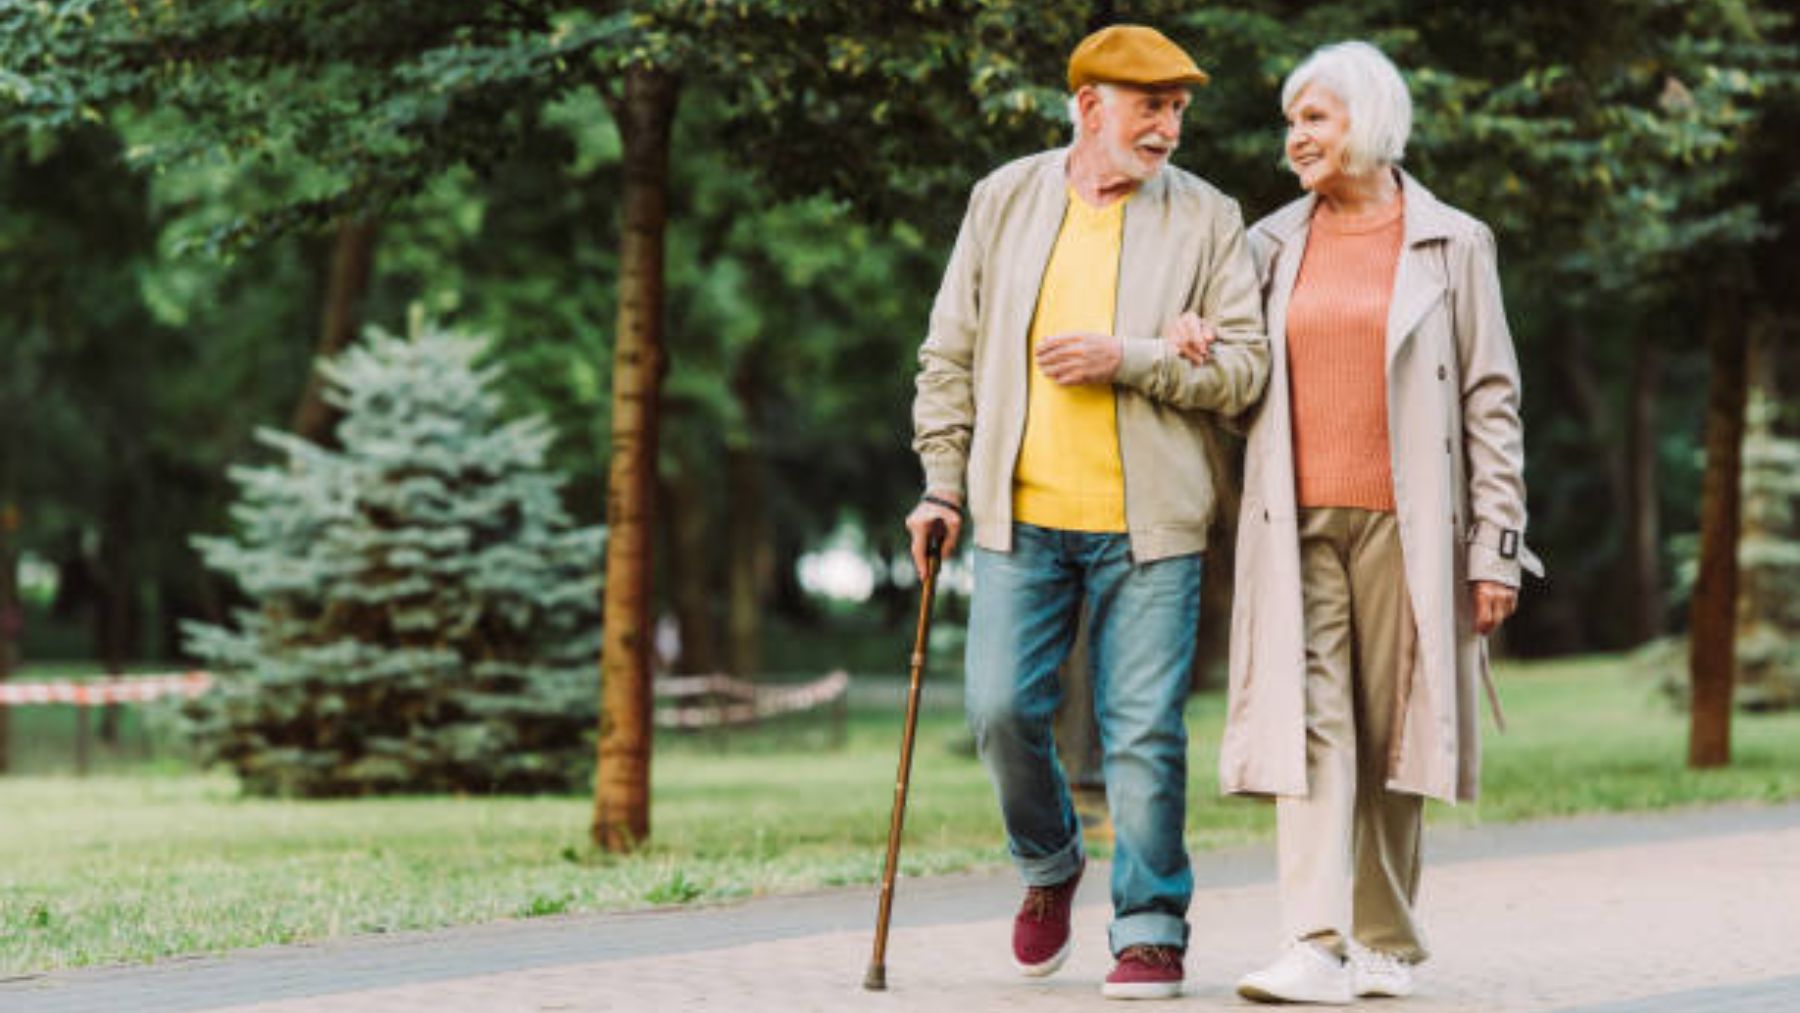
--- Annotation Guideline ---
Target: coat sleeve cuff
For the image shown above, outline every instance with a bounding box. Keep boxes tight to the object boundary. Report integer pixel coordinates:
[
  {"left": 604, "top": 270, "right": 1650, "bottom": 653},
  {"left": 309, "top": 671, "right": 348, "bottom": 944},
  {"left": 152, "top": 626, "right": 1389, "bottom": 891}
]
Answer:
[
  {"left": 922, "top": 457, "right": 966, "bottom": 499},
  {"left": 1467, "top": 543, "right": 1522, "bottom": 588},
  {"left": 1114, "top": 336, "right": 1165, "bottom": 390},
  {"left": 1465, "top": 519, "right": 1544, "bottom": 586}
]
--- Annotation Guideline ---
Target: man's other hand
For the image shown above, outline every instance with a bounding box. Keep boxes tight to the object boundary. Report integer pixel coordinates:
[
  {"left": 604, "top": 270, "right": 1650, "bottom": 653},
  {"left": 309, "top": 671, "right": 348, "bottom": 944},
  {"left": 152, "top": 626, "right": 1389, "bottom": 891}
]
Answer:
[{"left": 1036, "top": 332, "right": 1122, "bottom": 385}]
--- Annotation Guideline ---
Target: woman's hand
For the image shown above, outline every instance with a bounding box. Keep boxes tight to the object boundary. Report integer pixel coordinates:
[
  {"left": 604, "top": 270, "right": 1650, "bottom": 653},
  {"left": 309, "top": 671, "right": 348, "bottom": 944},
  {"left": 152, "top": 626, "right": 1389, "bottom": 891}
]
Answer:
[
  {"left": 1165, "top": 311, "right": 1217, "bottom": 366},
  {"left": 1471, "top": 580, "right": 1518, "bottom": 636}
]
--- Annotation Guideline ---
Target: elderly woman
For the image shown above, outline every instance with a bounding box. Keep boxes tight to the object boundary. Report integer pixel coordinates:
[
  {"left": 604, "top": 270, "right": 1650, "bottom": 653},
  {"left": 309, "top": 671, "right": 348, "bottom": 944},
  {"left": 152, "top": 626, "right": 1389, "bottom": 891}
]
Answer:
[{"left": 1172, "top": 41, "right": 1542, "bottom": 1003}]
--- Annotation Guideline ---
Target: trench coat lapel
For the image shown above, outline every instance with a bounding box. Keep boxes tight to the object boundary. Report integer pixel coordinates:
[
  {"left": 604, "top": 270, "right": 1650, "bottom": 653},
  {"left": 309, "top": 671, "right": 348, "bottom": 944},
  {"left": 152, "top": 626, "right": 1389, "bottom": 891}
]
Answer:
[
  {"left": 1385, "top": 171, "right": 1456, "bottom": 367},
  {"left": 1259, "top": 193, "right": 1317, "bottom": 364}
]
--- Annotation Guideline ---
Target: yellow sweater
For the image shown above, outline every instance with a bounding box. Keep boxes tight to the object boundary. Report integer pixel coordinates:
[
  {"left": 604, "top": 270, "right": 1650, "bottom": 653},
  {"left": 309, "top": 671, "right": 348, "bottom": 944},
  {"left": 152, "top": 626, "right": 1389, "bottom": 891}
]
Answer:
[{"left": 1012, "top": 191, "right": 1128, "bottom": 532}]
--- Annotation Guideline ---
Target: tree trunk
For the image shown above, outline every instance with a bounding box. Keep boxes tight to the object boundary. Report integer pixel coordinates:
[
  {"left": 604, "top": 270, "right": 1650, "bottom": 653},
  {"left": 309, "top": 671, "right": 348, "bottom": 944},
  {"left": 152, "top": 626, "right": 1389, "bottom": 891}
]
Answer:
[
  {"left": 0, "top": 501, "right": 18, "bottom": 774},
  {"left": 291, "top": 217, "right": 379, "bottom": 447},
  {"left": 1624, "top": 341, "right": 1665, "bottom": 645},
  {"left": 725, "top": 360, "right": 769, "bottom": 679},
  {"left": 1559, "top": 329, "right": 1630, "bottom": 511},
  {"left": 592, "top": 66, "right": 679, "bottom": 852},
  {"left": 724, "top": 447, "right": 767, "bottom": 678},
  {"left": 663, "top": 469, "right": 721, "bottom": 674},
  {"left": 96, "top": 480, "right": 134, "bottom": 745},
  {"left": 769, "top": 528, "right": 815, "bottom": 625},
  {"left": 1687, "top": 304, "right": 1749, "bottom": 769}
]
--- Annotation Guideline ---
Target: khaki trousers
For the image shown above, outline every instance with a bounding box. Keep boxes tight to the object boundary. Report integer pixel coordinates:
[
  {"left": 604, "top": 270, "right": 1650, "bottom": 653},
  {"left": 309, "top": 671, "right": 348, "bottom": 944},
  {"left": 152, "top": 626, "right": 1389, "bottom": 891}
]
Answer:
[{"left": 1276, "top": 507, "right": 1428, "bottom": 962}]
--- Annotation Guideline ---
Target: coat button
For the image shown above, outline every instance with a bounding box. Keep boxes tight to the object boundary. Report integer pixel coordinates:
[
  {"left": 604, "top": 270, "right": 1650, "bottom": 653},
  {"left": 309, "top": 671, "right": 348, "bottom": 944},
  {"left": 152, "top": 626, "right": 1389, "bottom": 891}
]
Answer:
[
  {"left": 1444, "top": 438, "right": 1452, "bottom": 454},
  {"left": 1264, "top": 509, "right": 1271, "bottom": 522},
  {"left": 1438, "top": 364, "right": 1447, "bottom": 381}
]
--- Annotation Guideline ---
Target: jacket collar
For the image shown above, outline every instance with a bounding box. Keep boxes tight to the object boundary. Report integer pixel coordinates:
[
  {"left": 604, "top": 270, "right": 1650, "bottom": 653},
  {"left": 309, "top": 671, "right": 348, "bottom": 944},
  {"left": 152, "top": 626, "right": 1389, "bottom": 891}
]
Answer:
[
  {"left": 1261, "top": 167, "right": 1456, "bottom": 248},
  {"left": 1037, "top": 146, "right": 1171, "bottom": 209}
]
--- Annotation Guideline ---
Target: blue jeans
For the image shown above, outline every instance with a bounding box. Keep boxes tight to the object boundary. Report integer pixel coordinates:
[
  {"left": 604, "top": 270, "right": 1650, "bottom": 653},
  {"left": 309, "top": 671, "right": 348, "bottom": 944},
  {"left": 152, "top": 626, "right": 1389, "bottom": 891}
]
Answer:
[{"left": 965, "top": 522, "right": 1203, "bottom": 954}]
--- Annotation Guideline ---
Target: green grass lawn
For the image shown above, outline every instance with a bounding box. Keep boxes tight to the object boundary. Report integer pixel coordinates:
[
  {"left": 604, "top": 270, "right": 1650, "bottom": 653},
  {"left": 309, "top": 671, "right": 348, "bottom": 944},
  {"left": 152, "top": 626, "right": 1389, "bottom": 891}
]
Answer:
[{"left": 2, "top": 654, "right": 1797, "bottom": 974}]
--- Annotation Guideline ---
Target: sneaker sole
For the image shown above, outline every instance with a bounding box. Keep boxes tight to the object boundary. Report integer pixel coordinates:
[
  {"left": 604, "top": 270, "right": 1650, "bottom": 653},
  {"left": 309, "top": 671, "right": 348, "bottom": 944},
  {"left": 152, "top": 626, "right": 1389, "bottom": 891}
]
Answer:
[
  {"left": 1014, "top": 938, "right": 1072, "bottom": 978},
  {"left": 1237, "top": 981, "right": 1352, "bottom": 1005},
  {"left": 1101, "top": 980, "right": 1183, "bottom": 1000}
]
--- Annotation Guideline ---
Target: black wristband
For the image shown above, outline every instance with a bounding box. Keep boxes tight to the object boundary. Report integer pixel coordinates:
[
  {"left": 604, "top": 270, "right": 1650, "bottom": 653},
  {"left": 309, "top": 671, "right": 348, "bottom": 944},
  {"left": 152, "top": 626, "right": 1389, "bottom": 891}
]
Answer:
[{"left": 921, "top": 493, "right": 961, "bottom": 513}]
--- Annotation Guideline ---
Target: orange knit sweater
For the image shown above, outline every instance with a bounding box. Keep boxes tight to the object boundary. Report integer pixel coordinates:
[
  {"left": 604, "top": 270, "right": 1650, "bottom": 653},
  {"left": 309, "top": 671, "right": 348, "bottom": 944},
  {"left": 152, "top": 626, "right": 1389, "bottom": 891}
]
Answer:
[{"left": 1286, "top": 196, "right": 1406, "bottom": 512}]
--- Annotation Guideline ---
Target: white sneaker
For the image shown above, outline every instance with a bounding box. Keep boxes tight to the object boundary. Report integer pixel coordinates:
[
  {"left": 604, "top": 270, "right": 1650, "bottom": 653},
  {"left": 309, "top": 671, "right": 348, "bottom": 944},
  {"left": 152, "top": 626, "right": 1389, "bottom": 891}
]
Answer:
[
  {"left": 1348, "top": 941, "right": 1415, "bottom": 998},
  {"left": 1236, "top": 940, "right": 1353, "bottom": 1005}
]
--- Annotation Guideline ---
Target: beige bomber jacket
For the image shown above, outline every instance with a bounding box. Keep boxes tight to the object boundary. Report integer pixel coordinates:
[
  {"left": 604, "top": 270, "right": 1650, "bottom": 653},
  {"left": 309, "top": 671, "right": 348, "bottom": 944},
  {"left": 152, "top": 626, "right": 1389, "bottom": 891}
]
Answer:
[{"left": 912, "top": 149, "right": 1271, "bottom": 563}]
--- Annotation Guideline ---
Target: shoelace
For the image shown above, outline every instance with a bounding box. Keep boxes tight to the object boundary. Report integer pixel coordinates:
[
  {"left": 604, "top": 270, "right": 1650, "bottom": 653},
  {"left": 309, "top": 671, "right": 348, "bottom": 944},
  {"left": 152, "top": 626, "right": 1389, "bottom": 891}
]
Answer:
[
  {"left": 1354, "top": 946, "right": 1407, "bottom": 975},
  {"left": 1020, "top": 874, "right": 1077, "bottom": 921},
  {"left": 1118, "top": 944, "right": 1182, "bottom": 968}
]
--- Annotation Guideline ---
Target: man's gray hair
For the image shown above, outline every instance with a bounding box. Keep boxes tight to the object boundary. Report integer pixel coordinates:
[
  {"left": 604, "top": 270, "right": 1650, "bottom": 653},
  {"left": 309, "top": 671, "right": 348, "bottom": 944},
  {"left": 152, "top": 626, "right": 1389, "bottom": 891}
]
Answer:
[
  {"left": 1280, "top": 40, "right": 1412, "bottom": 176},
  {"left": 1067, "top": 82, "right": 1119, "bottom": 141}
]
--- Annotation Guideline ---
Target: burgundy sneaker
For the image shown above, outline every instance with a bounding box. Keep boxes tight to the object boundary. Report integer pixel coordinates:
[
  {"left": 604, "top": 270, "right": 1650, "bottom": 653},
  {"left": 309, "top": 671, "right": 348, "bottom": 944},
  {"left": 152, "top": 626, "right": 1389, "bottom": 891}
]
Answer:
[
  {"left": 1103, "top": 944, "right": 1184, "bottom": 1000},
  {"left": 1012, "top": 862, "right": 1083, "bottom": 976}
]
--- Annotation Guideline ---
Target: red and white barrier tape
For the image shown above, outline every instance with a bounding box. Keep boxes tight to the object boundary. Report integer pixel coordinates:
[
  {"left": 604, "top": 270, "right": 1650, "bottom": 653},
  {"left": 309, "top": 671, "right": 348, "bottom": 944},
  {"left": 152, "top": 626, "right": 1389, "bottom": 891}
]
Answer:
[
  {"left": 0, "top": 672, "right": 214, "bottom": 706},
  {"left": 0, "top": 668, "right": 851, "bottom": 720}
]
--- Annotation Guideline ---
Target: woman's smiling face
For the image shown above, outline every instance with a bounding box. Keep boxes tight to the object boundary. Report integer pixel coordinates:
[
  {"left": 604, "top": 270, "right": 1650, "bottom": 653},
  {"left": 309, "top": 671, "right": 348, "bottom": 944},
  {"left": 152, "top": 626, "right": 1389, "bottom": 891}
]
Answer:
[{"left": 1284, "top": 84, "right": 1353, "bottom": 193}]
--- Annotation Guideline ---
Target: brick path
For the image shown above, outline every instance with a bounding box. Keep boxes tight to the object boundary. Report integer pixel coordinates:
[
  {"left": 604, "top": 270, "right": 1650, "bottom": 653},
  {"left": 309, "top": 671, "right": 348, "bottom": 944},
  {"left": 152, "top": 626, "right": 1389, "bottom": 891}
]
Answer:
[{"left": 5, "top": 804, "right": 1798, "bottom": 1012}]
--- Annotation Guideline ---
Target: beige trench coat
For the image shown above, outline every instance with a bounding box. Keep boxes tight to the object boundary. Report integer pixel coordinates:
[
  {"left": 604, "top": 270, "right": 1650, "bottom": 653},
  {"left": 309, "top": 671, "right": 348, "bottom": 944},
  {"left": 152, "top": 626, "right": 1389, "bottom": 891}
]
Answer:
[{"left": 1218, "top": 171, "right": 1544, "bottom": 804}]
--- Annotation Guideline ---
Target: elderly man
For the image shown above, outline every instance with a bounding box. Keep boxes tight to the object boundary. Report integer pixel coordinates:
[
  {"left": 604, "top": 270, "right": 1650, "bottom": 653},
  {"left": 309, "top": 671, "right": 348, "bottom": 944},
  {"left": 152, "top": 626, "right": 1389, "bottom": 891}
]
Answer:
[{"left": 905, "top": 24, "right": 1269, "bottom": 1000}]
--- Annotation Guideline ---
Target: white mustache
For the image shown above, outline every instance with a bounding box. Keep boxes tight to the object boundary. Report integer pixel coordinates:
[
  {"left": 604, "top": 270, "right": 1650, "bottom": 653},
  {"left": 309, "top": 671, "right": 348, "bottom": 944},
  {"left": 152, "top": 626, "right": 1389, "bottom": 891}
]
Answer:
[{"left": 1134, "top": 133, "right": 1178, "bottom": 153}]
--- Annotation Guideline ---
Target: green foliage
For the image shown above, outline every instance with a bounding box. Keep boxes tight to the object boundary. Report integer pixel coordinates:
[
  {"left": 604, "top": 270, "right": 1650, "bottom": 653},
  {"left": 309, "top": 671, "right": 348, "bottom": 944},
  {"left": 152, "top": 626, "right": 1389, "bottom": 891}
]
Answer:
[
  {"left": 182, "top": 321, "right": 605, "bottom": 797},
  {"left": 3, "top": 2, "right": 1095, "bottom": 244},
  {"left": 645, "top": 0, "right": 1088, "bottom": 227},
  {"left": 87, "top": 2, "right": 627, "bottom": 250},
  {"left": 2, "top": 0, "right": 1799, "bottom": 669},
  {"left": 0, "top": 0, "right": 111, "bottom": 137}
]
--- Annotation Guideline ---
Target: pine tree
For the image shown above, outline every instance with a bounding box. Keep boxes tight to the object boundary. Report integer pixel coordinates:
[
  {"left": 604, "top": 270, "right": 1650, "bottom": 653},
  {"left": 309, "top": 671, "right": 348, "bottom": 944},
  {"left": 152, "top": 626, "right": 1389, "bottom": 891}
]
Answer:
[
  {"left": 184, "top": 319, "right": 604, "bottom": 796},
  {"left": 1736, "top": 386, "right": 1800, "bottom": 711}
]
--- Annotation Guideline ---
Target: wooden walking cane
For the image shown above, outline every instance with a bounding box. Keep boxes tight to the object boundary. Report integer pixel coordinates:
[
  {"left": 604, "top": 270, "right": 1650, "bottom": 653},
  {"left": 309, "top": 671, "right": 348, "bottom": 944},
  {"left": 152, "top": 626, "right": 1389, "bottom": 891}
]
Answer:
[{"left": 863, "top": 520, "right": 946, "bottom": 991}]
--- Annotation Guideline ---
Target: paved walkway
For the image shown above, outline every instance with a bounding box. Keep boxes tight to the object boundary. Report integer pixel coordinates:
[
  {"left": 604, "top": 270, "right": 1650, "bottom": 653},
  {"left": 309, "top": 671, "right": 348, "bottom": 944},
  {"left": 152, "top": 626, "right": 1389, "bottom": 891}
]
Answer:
[{"left": 6, "top": 804, "right": 1799, "bottom": 1012}]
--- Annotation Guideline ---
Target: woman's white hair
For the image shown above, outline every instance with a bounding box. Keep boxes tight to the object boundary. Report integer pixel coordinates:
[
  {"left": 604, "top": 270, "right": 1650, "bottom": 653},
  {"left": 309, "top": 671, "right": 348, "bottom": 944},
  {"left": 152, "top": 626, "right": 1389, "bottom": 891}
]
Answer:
[{"left": 1281, "top": 41, "right": 1412, "bottom": 175}]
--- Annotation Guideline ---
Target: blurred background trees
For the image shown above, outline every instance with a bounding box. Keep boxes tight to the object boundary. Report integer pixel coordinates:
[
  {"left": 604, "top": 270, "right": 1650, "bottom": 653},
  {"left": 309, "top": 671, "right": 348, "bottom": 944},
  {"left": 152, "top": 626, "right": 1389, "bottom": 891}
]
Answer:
[{"left": 1, "top": 0, "right": 1796, "bottom": 815}]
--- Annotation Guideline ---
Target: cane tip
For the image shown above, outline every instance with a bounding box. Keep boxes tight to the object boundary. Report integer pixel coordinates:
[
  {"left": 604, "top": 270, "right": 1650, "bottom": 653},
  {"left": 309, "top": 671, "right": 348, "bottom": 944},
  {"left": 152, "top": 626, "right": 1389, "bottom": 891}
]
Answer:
[{"left": 863, "top": 964, "right": 887, "bottom": 991}]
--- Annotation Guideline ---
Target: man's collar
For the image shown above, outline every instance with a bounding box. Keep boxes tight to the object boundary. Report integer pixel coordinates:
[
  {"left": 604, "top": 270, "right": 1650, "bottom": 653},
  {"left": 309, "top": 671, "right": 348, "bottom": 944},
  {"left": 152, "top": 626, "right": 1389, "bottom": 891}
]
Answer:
[{"left": 1055, "top": 144, "right": 1166, "bottom": 207}]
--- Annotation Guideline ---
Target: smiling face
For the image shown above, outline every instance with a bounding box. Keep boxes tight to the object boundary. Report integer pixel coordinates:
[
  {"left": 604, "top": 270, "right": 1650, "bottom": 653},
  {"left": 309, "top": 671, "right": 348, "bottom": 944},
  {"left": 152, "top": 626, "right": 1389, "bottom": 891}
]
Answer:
[
  {"left": 1083, "top": 84, "right": 1190, "bottom": 181},
  {"left": 1284, "top": 83, "right": 1354, "bottom": 194}
]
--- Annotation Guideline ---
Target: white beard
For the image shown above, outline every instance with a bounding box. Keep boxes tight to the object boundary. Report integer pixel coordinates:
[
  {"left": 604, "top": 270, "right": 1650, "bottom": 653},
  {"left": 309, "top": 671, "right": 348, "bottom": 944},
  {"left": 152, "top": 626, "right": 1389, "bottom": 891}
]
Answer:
[{"left": 1104, "top": 133, "right": 1172, "bottom": 181}]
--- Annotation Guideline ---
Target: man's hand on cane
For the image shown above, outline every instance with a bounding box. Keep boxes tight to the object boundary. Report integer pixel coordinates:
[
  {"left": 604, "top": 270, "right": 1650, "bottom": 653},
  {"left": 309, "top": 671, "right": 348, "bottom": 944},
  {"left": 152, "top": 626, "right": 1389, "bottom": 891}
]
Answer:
[{"left": 906, "top": 492, "right": 963, "bottom": 576}]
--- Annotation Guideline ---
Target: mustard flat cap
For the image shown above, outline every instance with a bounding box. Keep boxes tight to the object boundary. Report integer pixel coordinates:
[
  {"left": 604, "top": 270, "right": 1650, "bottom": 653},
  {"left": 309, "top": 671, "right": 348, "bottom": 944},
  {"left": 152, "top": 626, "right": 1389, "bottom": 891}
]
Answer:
[{"left": 1067, "top": 24, "right": 1210, "bottom": 92}]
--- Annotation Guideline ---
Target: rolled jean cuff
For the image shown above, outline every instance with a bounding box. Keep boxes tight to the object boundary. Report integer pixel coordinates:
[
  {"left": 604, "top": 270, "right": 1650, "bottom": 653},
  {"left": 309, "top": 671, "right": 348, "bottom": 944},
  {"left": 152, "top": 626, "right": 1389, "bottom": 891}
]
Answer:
[
  {"left": 1108, "top": 911, "right": 1189, "bottom": 955},
  {"left": 1015, "top": 834, "right": 1084, "bottom": 887}
]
